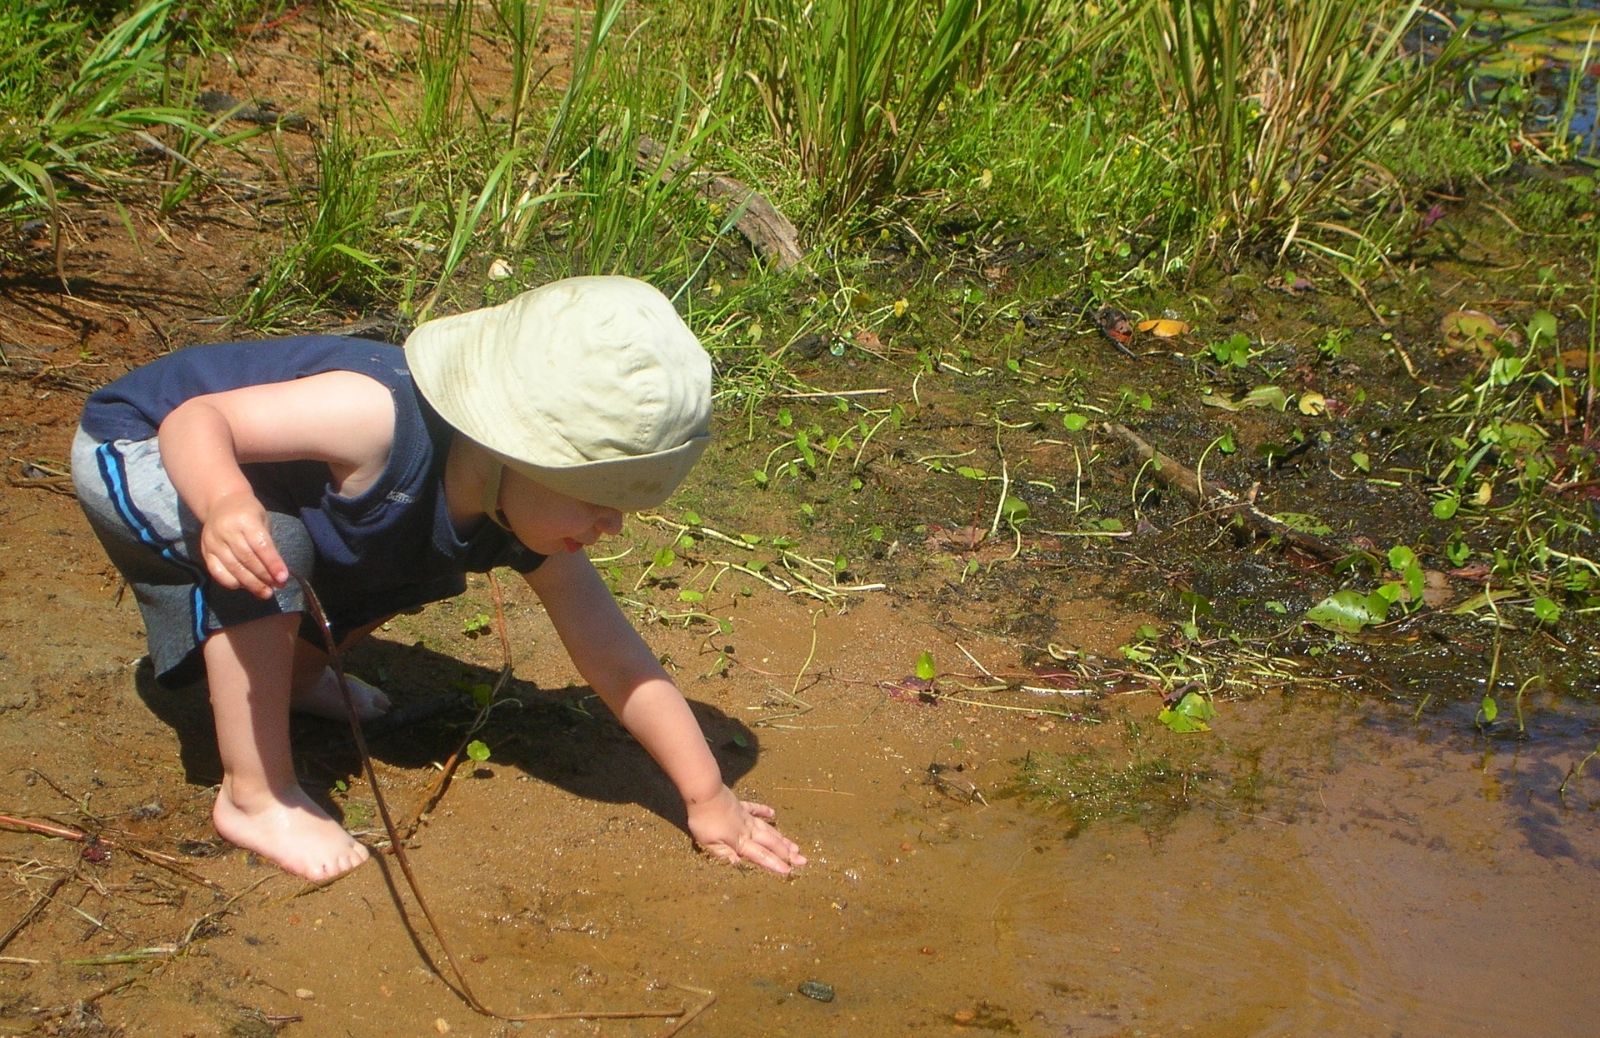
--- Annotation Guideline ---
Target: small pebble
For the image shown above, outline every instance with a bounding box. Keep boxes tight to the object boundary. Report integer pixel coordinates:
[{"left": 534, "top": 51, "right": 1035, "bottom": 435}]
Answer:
[
  {"left": 294, "top": 988, "right": 314, "bottom": 1000},
  {"left": 434, "top": 1019, "right": 451, "bottom": 1034},
  {"left": 797, "top": 980, "right": 835, "bottom": 1003},
  {"left": 953, "top": 1008, "right": 977, "bottom": 1025}
]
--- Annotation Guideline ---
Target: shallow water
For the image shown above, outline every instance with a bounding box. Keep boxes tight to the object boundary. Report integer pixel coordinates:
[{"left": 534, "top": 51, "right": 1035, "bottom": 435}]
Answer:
[
  {"left": 1467, "top": 0, "right": 1600, "bottom": 153},
  {"left": 759, "top": 692, "right": 1600, "bottom": 1036},
  {"left": 1009, "top": 715, "right": 1596, "bottom": 1035}
]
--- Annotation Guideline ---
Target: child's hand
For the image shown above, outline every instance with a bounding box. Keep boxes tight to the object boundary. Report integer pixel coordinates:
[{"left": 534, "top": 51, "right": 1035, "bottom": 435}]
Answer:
[
  {"left": 687, "top": 785, "right": 807, "bottom": 875},
  {"left": 200, "top": 491, "right": 289, "bottom": 598}
]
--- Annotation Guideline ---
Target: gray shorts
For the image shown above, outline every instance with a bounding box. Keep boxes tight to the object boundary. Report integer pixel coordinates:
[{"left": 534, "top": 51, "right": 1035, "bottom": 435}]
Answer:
[{"left": 71, "top": 427, "right": 319, "bottom": 687}]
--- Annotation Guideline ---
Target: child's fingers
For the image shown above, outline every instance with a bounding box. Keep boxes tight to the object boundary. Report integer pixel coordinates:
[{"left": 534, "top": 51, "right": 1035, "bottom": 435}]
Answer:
[
  {"left": 204, "top": 530, "right": 286, "bottom": 598},
  {"left": 205, "top": 546, "right": 273, "bottom": 598},
  {"left": 738, "top": 809, "right": 807, "bottom": 873},
  {"left": 201, "top": 500, "right": 289, "bottom": 598}
]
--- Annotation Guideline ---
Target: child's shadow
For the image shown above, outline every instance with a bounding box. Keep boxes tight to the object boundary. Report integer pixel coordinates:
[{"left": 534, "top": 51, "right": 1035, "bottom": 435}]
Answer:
[{"left": 133, "top": 636, "right": 764, "bottom": 837}]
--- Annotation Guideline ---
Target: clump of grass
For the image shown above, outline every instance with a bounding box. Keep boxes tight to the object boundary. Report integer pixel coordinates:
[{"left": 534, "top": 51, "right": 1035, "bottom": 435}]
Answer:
[
  {"left": 1005, "top": 746, "right": 1213, "bottom": 835},
  {"left": 1128, "top": 0, "right": 1458, "bottom": 259},
  {"left": 0, "top": 0, "right": 216, "bottom": 223},
  {"left": 739, "top": 0, "right": 997, "bottom": 223},
  {"left": 237, "top": 119, "right": 391, "bottom": 327}
]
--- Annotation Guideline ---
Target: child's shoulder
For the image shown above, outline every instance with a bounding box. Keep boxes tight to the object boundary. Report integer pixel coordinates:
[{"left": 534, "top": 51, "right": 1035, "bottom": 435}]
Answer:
[{"left": 83, "top": 335, "right": 410, "bottom": 442}]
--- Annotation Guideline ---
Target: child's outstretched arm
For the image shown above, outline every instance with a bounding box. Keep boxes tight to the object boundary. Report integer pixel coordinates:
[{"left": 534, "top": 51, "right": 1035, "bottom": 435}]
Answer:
[
  {"left": 157, "top": 371, "right": 396, "bottom": 597},
  {"left": 526, "top": 551, "right": 807, "bottom": 875}
]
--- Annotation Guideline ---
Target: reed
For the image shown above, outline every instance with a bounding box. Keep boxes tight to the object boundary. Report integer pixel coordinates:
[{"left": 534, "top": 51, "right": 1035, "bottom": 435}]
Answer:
[
  {"left": 741, "top": 0, "right": 995, "bottom": 222},
  {"left": 1129, "top": 0, "right": 1451, "bottom": 256}
]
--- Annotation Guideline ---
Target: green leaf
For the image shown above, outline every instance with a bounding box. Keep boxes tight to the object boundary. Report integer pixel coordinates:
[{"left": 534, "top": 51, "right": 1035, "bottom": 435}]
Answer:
[
  {"left": 466, "top": 739, "right": 491, "bottom": 763},
  {"left": 1432, "top": 495, "right": 1460, "bottom": 520},
  {"left": 652, "top": 547, "right": 677, "bottom": 569},
  {"left": 1526, "top": 309, "right": 1558, "bottom": 350},
  {"left": 1532, "top": 596, "right": 1562, "bottom": 623},
  {"left": 678, "top": 589, "right": 704, "bottom": 603},
  {"left": 1159, "top": 691, "right": 1217, "bottom": 733},
  {"left": 915, "top": 651, "right": 937, "bottom": 681},
  {"left": 795, "top": 429, "right": 816, "bottom": 469},
  {"left": 1479, "top": 696, "right": 1499, "bottom": 724},
  {"left": 999, "top": 494, "right": 1030, "bottom": 522},
  {"left": 1062, "top": 412, "right": 1090, "bottom": 431},
  {"left": 1351, "top": 451, "right": 1371, "bottom": 472},
  {"left": 1240, "top": 385, "right": 1289, "bottom": 411},
  {"left": 1305, "top": 590, "right": 1390, "bottom": 633}
]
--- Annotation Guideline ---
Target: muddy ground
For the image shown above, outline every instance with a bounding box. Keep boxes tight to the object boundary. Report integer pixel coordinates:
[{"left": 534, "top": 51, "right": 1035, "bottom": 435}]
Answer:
[{"left": 4, "top": 11, "right": 1600, "bottom": 1038}]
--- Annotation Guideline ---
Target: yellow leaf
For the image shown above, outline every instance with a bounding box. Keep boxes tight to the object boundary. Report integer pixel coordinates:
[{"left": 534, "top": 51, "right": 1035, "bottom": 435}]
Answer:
[
  {"left": 1472, "top": 481, "right": 1493, "bottom": 506},
  {"left": 1136, "top": 318, "right": 1190, "bottom": 338},
  {"left": 1297, "top": 391, "right": 1327, "bottom": 416}
]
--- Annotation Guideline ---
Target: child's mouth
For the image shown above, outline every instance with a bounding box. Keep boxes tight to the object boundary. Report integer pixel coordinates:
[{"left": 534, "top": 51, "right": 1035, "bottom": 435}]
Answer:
[{"left": 563, "top": 538, "right": 583, "bottom": 553}]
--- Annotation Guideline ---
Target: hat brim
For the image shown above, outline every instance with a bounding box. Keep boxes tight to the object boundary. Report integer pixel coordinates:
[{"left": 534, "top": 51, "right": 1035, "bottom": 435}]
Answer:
[{"left": 493, "top": 435, "right": 709, "bottom": 513}]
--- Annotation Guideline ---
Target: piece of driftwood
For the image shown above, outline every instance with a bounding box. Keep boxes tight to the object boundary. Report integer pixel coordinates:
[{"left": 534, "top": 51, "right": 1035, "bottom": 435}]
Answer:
[
  {"left": 633, "top": 133, "right": 804, "bottom": 271},
  {"left": 1105, "top": 422, "right": 1348, "bottom": 563}
]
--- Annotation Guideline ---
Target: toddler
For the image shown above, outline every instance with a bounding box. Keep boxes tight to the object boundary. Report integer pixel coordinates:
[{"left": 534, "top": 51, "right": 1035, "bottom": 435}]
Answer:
[{"left": 72, "top": 276, "right": 806, "bottom": 882}]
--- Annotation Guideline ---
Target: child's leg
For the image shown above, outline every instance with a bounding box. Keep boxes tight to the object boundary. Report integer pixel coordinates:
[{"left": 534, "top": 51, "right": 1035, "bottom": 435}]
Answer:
[
  {"left": 286, "top": 617, "right": 394, "bottom": 721},
  {"left": 204, "top": 612, "right": 370, "bottom": 882}
]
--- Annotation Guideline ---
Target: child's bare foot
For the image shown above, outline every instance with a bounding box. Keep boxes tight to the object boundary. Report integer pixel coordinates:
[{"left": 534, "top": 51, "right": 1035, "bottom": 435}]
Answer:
[
  {"left": 290, "top": 667, "right": 390, "bottom": 721},
  {"left": 213, "top": 779, "right": 370, "bottom": 882}
]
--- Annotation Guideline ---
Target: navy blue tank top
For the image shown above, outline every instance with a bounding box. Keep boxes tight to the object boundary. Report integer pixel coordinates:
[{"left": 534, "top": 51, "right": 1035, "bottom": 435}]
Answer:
[{"left": 81, "top": 335, "right": 545, "bottom": 626}]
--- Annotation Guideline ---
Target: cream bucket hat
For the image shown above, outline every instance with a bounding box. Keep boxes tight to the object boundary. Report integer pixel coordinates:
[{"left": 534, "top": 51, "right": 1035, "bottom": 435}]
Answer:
[{"left": 406, "top": 276, "right": 711, "bottom": 512}]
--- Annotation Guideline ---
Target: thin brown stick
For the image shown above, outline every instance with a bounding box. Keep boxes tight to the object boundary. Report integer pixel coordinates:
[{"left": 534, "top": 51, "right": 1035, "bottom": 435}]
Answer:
[
  {"left": 1105, "top": 423, "right": 1348, "bottom": 563},
  {"left": 294, "top": 575, "right": 699, "bottom": 1026},
  {"left": 0, "top": 813, "right": 224, "bottom": 891},
  {"left": 0, "top": 869, "right": 72, "bottom": 954}
]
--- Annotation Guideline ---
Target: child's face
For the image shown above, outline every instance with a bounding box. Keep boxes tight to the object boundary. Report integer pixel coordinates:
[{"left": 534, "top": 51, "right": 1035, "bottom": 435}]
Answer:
[{"left": 499, "top": 473, "right": 625, "bottom": 556}]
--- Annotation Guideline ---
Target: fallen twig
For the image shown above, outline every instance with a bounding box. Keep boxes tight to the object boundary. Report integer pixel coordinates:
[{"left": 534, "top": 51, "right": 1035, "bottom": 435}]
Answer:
[
  {"left": 1105, "top": 423, "right": 1349, "bottom": 563},
  {"left": 633, "top": 133, "right": 804, "bottom": 271},
  {"left": 296, "top": 575, "right": 706, "bottom": 1027},
  {"left": 0, "top": 813, "right": 224, "bottom": 891}
]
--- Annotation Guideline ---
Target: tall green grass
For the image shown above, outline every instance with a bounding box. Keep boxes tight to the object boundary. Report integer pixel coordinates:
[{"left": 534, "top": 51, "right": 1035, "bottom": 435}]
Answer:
[
  {"left": 1126, "top": 0, "right": 1454, "bottom": 258},
  {"left": 237, "top": 120, "right": 391, "bottom": 327},
  {"left": 740, "top": 0, "right": 997, "bottom": 223},
  {"left": 0, "top": 0, "right": 216, "bottom": 223},
  {"left": 194, "top": 0, "right": 1526, "bottom": 328}
]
